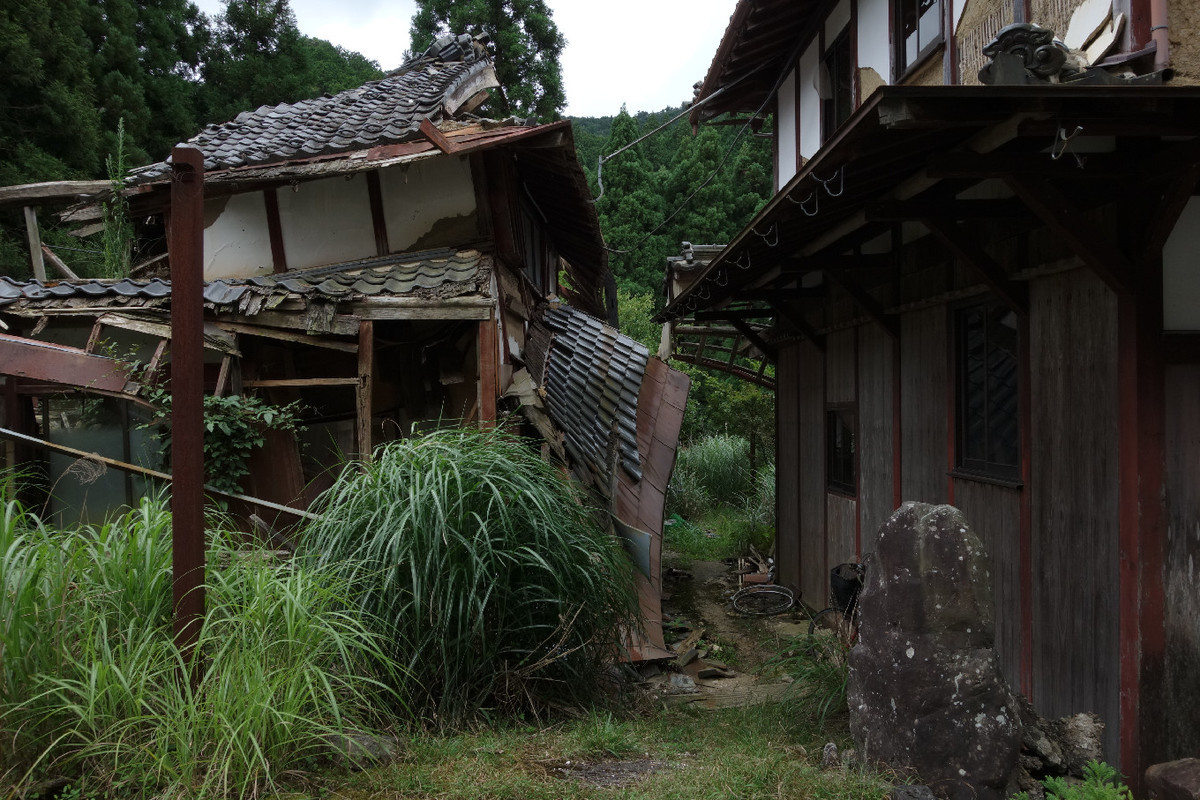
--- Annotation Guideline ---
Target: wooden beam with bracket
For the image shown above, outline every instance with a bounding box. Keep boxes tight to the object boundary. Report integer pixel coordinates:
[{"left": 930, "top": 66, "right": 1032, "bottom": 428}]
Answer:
[
  {"left": 921, "top": 218, "right": 1028, "bottom": 314},
  {"left": 729, "top": 318, "right": 777, "bottom": 362},
  {"left": 1004, "top": 175, "right": 1137, "bottom": 295},
  {"left": 767, "top": 299, "right": 826, "bottom": 351},
  {"left": 822, "top": 268, "right": 899, "bottom": 339}
]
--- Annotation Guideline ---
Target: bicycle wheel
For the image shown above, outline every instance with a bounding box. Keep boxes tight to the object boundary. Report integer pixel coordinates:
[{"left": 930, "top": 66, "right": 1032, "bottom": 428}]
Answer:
[{"left": 731, "top": 585, "right": 794, "bottom": 615}]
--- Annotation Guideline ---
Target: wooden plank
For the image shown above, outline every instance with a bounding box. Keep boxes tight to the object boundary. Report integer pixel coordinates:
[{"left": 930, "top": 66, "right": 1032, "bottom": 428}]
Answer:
[
  {"left": 775, "top": 342, "right": 802, "bottom": 593},
  {"left": 40, "top": 245, "right": 79, "bottom": 279},
  {"left": 826, "top": 492, "right": 857, "bottom": 576},
  {"left": 357, "top": 320, "right": 374, "bottom": 458},
  {"left": 352, "top": 305, "right": 492, "bottom": 321},
  {"left": 420, "top": 118, "right": 457, "bottom": 155},
  {"left": 798, "top": 341, "right": 826, "bottom": 606},
  {"left": 1162, "top": 364, "right": 1200, "bottom": 758},
  {"left": 477, "top": 317, "right": 497, "bottom": 427},
  {"left": 95, "top": 313, "right": 240, "bottom": 354},
  {"left": 825, "top": 328, "right": 855, "bottom": 404},
  {"left": 1029, "top": 269, "right": 1120, "bottom": 762},
  {"left": 0, "top": 333, "right": 129, "bottom": 391},
  {"left": 23, "top": 207, "right": 47, "bottom": 281},
  {"left": 0, "top": 179, "right": 110, "bottom": 207},
  {"left": 212, "top": 321, "right": 357, "bottom": 352},
  {"left": 858, "top": 323, "right": 895, "bottom": 551},
  {"left": 899, "top": 308, "right": 948, "bottom": 504},
  {"left": 213, "top": 310, "right": 360, "bottom": 336},
  {"left": 954, "top": 478, "right": 1022, "bottom": 691},
  {"left": 242, "top": 377, "right": 358, "bottom": 388}
]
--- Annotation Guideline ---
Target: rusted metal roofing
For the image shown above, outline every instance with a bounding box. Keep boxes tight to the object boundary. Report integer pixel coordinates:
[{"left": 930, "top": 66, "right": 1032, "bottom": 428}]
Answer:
[
  {"left": 129, "top": 34, "right": 499, "bottom": 184},
  {"left": 531, "top": 304, "right": 650, "bottom": 494},
  {"left": 0, "top": 248, "right": 491, "bottom": 315}
]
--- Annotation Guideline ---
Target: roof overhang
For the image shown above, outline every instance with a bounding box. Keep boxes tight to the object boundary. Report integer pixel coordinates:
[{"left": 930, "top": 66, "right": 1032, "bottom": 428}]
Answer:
[
  {"left": 661, "top": 85, "right": 1200, "bottom": 323},
  {"left": 689, "top": 0, "right": 823, "bottom": 127}
]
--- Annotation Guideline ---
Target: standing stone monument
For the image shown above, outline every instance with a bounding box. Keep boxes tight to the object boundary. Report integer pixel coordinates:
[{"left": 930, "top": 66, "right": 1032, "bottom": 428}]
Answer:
[{"left": 848, "top": 502, "right": 1021, "bottom": 800}]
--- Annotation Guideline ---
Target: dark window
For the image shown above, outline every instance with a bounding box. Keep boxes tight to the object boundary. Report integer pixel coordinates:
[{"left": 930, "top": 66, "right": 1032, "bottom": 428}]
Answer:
[
  {"left": 822, "top": 31, "right": 854, "bottom": 141},
  {"left": 895, "top": 0, "right": 943, "bottom": 76},
  {"left": 827, "top": 407, "right": 856, "bottom": 495},
  {"left": 956, "top": 302, "right": 1020, "bottom": 480}
]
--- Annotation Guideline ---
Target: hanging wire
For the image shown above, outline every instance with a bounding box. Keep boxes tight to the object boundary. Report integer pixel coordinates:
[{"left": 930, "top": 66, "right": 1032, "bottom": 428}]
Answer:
[
  {"left": 814, "top": 167, "right": 845, "bottom": 197},
  {"left": 752, "top": 222, "right": 779, "bottom": 247}
]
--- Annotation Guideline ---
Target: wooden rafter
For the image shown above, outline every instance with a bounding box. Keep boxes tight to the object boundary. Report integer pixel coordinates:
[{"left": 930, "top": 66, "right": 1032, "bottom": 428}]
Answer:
[
  {"left": 767, "top": 299, "right": 825, "bottom": 350},
  {"left": 729, "top": 318, "right": 777, "bottom": 362}
]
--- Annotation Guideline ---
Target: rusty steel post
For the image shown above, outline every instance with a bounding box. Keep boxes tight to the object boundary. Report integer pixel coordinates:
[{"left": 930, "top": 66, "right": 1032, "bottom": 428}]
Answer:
[{"left": 169, "top": 145, "right": 205, "bottom": 674}]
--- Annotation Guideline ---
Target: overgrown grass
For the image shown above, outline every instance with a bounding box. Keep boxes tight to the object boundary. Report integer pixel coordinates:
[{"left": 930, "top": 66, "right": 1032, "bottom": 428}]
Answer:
[
  {"left": 671, "top": 433, "right": 754, "bottom": 509},
  {"left": 766, "top": 633, "right": 852, "bottom": 730},
  {"left": 326, "top": 704, "right": 889, "bottom": 800},
  {"left": 0, "top": 495, "right": 399, "bottom": 799},
  {"left": 663, "top": 509, "right": 773, "bottom": 562},
  {"left": 302, "top": 426, "right": 638, "bottom": 726}
]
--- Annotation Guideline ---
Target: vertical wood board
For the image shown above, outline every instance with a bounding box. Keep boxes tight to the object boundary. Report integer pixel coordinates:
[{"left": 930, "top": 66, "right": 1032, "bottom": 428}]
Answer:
[
  {"left": 826, "top": 327, "right": 857, "bottom": 404},
  {"left": 825, "top": 493, "right": 858, "bottom": 577},
  {"left": 858, "top": 322, "right": 896, "bottom": 551},
  {"left": 900, "top": 307, "right": 949, "bottom": 504},
  {"left": 799, "top": 341, "right": 827, "bottom": 607},
  {"left": 776, "top": 342, "right": 803, "bottom": 593},
  {"left": 1029, "top": 269, "right": 1120, "bottom": 761}
]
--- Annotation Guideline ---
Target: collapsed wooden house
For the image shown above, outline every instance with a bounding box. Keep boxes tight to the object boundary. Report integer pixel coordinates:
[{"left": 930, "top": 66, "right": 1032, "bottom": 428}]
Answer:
[{"left": 0, "top": 34, "right": 687, "bottom": 659}]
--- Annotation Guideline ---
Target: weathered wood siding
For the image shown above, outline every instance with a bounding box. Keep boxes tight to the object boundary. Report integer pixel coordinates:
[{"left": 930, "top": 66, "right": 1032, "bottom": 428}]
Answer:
[
  {"left": 1029, "top": 269, "right": 1120, "bottom": 761},
  {"left": 826, "top": 328, "right": 856, "bottom": 404},
  {"left": 900, "top": 308, "right": 948, "bottom": 504},
  {"left": 776, "top": 341, "right": 803, "bottom": 592},
  {"left": 799, "top": 341, "right": 827, "bottom": 605},
  {"left": 826, "top": 493, "right": 858, "bottom": 575},
  {"left": 858, "top": 323, "right": 895, "bottom": 551},
  {"left": 953, "top": 478, "right": 1022, "bottom": 690},
  {"left": 1163, "top": 362, "right": 1200, "bottom": 757}
]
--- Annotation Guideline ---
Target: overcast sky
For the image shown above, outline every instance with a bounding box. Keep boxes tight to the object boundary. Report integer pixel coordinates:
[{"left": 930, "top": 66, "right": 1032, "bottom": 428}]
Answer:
[{"left": 190, "top": 0, "right": 738, "bottom": 117}]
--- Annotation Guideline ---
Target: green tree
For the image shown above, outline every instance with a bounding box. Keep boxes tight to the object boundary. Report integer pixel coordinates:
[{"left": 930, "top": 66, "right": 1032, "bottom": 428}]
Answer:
[{"left": 409, "top": 0, "right": 566, "bottom": 121}]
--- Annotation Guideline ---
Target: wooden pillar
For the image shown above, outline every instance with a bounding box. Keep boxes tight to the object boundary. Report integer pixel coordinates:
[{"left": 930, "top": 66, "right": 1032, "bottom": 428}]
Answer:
[
  {"left": 23, "top": 207, "right": 47, "bottom": 281},
  {"left": 478, "top": 316, "right": 497, "bottom": 427},
  {"left": 169, "top": 145, "right": 206, "bottom": 674},
  {"left": 357, "top": 320, "right": 374, "bottom": 458}
]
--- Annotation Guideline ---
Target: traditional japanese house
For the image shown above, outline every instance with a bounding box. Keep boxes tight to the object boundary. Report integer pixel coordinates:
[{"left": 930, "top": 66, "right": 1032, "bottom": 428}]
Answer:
[
  {"left": 658, "top": 0, "right": 1200, "bottom": 780},
  {"left": 0, "top": 34, "right": 687, "bottom": 660}
]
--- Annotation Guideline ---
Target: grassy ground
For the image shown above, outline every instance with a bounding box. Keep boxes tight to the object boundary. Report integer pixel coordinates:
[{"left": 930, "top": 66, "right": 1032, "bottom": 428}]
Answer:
[
  {"left": 664, "top": 511, "right": 774, "bottom": 563},
  {"left": 314, "top": 704, "right": 888, "bottom": 800}
]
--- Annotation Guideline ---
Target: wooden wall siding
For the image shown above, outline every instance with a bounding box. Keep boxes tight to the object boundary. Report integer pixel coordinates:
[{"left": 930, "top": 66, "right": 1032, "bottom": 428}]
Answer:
[
  {"left": 825, "top": 493, "right": 858, "bottom": 576},
  {"left": 798, "top": 341, "right": 828, "bottom": 606},
  {"left": 776, "top": 342, "right": 803, "bottom": 592},
  {"left": 1029, "top": 269, "right": 1120, "bottom": 761},
  {"left": 953, "top": 478, "right": 1022, "bottom": 691},
  {"left": 899, "top": 307, "right": 949, "bottom": 504},
  {"left": 826, "top": 328, "right": 856, "bottom": 404},
  {"left": 858, "top": 322, "right": 895, "bottom": 551},
  {"left": 1163, "top": 363, "right": 1200, "bottom": 757}
]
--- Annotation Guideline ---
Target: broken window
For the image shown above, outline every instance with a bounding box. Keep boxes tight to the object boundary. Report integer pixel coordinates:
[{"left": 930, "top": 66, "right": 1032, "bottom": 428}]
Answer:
[{"left": 956, "top": 301, "right": 1020, "bottom": 481}]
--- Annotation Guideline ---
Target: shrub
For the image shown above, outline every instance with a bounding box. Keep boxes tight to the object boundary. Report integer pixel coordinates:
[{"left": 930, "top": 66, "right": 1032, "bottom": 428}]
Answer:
[
  {"left": 301, "top": 426, "right": 638, "bottom": 725},
  {"left": 1, "top": 496, "right": 396, "bottom": 799}
]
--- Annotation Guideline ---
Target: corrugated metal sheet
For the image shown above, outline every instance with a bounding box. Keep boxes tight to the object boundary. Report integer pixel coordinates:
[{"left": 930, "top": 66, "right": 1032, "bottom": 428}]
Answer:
[{"left": 537, "top": 304, "right": 649, "bottom": 494}]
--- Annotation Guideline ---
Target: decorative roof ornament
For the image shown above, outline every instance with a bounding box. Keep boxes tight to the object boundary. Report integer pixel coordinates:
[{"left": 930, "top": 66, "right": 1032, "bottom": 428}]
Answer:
[{"left": 979, "top": 22, "right": 1170, "bottom": 85}]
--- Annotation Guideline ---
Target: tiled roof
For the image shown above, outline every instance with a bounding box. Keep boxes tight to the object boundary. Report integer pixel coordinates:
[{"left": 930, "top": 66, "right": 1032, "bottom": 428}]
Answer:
[
  {"left": 531, "top": 304, "right": 649, "bottom": 493},
  {"left": 0, "top": 249, "right": 491, "bottom": 315},
  {"left": 130, "top": 34, "right": 498, "bottom": 184}
]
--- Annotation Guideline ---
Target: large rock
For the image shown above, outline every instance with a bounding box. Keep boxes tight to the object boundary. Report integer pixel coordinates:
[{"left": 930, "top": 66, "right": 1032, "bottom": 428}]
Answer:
[
  {"left": 848, "top": 503, "right": 1021, "bottom": 800},
  {"left": 1146, "top": 759, "right": 1200, "bottom": 800}
]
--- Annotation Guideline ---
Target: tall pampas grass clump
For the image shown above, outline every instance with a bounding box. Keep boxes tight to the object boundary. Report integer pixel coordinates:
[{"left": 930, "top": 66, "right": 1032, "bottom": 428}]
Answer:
[{"left": 302, "top": 426, "right": 638, "bottom": 725}]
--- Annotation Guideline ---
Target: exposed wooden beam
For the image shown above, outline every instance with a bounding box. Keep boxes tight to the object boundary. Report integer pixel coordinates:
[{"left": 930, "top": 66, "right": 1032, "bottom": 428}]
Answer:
[
  {"left": 1139, "top": 162, "right": 1200, "bottom": 266},
  {"left": 1004, "top": 175, "right": 1136, "bottom": 294},
  {"left": 264, "top": 188, "right": 287, "bottom": 273},
  {"left": 420, "top": 118, "right": 457, "bottom": 155},
  {"left": 729, "top": 318, "right": 777, "bottom": 362},
  {"left": 366, "top": 171, "right": 390, "bottom": 257},
  {"left": 694, "top": 308, "right": 774, "bottom": 321},
  {"left": 822, "top": 268, "right": 899, "bottom": 338},
  {"left": 23, "top": 207, "right": 47, "bottom": 281},
  {"left": 927, "top": 151, "right": 1136, "bottom": 179},
  {"left": 0, "top": 333, "right": 131, "bottom": 391},
  {"left": 0, "top": 180, "right": 110, "bottom": 208},
  {"left": 40, "top": 245, "right": 78, "bottom": 279},
  {"left": 213, "top": 321, "right": 357, "bottom": 352},
  {"left": 357, "top": 320, "right": 374, "bottom": 458},
  {"left": 768, "top": 299, "right": 826, "bottom": 351},
  {"left": 784, "top": 251, "right": 892, "bottom": 271},
  {"left": 867, "top": 198, "right": 1026, "bottom": 221},
  {"left": 736, "top": 286, "right": 827, "bottom": 301},
  {"left": 242, "top": 377, "right": 359, "bottom": 388},
  {"left": 921, "top": 218, "right": 1028, "bottom": 314},
  {"left": 212, "top": 310, "right": 360, "bottom": 336}
]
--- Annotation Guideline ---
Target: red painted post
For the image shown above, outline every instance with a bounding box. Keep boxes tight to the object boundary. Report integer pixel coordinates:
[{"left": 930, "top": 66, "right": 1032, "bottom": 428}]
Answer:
[{"left": 170, "top": 145, "right": 205, "bottom": 676}]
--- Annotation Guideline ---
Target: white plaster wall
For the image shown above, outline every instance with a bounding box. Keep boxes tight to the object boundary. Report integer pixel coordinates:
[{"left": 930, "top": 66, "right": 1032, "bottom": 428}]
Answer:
[
  {"left": 202, "top": 192, "right": 274, "bottom": 280},
  {"left": 777, "top": 67, "right": 799, "bottom": 190},
  {"left": 1164, "top": 197, "right": 1200, "bottom": 330},
  {"left": 276, "top": 173, "right": 376, "bottom": 270},
  {"left": 826, "top": 0, "right": 852, "bottom": 41},
  {"left": 799, "top": 39, "right": 822, "bottom": 160},
  {"left": 859, "top": 0, "right": 893, "bottom": 83},
  {"left": 379, "top": 156, "right": 477, "bottom": 253}
]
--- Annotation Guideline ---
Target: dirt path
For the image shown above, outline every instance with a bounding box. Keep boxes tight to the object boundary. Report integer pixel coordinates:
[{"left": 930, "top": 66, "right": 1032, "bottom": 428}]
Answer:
[{"left": 642, "top": 551, "right": 813, "bottom": 706}]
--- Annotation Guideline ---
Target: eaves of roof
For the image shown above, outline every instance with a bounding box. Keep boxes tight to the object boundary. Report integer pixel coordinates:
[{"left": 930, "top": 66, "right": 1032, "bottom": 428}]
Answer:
[{"left": 662, "top": 85, "right": 1200, "bottom": 322}]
